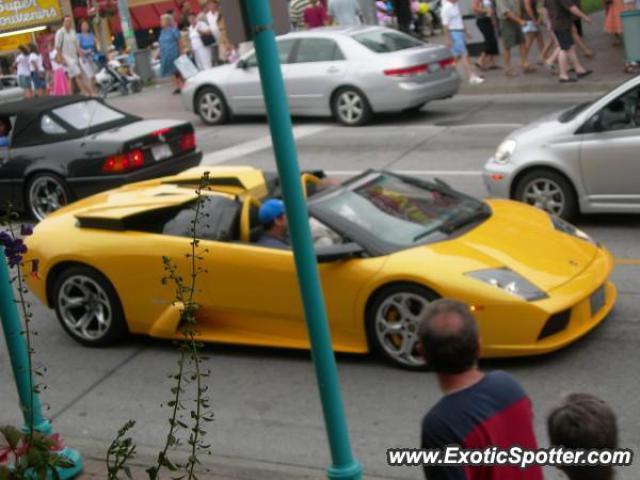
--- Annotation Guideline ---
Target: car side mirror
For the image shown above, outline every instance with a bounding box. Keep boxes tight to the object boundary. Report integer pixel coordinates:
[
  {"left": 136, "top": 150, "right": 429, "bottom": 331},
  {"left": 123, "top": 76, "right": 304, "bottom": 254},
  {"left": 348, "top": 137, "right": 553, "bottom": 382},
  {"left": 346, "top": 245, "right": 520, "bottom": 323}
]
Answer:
[{"left": 316, "top": 242, "right": 364, "bottom": 263}]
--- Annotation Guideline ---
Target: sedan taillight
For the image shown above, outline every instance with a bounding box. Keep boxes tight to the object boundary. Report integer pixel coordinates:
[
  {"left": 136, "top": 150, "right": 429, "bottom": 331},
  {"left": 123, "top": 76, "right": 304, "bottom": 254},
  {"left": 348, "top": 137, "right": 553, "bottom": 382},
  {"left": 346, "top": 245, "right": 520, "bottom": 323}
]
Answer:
[
  {"left": 438, "top": 57, "right": 456, "bottom": 69},
  {"left": 383, "top": 64, "right": 428, "bottom": 77},
  {"left": 102, "top": 149, "right": 144, "bottom": 173},
  {"left": 180, "top": 132, "right": 196, "bottom": 152}
]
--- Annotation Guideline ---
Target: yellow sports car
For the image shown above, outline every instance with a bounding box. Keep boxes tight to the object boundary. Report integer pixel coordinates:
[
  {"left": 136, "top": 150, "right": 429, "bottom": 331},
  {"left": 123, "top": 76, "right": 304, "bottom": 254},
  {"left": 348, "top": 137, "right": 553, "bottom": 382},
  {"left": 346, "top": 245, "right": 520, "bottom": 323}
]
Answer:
[{"left": 24, "top": 166, "right": 616, "bottom": 369}]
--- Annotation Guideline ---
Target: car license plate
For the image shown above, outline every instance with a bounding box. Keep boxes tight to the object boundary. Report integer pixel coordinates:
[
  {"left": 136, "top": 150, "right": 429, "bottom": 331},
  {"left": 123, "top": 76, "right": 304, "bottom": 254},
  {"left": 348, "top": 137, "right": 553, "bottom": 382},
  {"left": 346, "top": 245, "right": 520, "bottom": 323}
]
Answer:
[
  {"left": 152, "top": 144, "right": 172, "bottom": 161},
  {"left": 590, "top": 285, "right": 605, "bottom": 316}
]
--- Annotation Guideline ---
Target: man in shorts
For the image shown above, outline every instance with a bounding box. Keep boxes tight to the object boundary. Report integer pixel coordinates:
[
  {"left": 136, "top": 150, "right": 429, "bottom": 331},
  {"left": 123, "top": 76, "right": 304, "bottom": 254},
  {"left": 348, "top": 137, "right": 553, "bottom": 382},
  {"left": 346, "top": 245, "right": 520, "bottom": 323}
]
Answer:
[
  {"left": 55, "top": 15, "right": 91, "bottom": 95},
  {"left": 442, "top": 0, "right": 485, "bottom": 84},
  {"left": 544, "top": 0, "right": 591, "bottom": 82},
  {"left": 496, "top": 0, "right": 534, "bottom": 75}
]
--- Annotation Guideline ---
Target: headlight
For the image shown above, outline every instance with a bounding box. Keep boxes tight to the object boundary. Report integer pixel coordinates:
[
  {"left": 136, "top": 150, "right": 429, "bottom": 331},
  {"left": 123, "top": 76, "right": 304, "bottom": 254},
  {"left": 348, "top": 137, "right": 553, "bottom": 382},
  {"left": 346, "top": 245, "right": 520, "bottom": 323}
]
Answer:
[
  {"left": 550, "top": 215, "right": 596, "bottom": 245},
  {"left": 494, "top": 139, "right": 517, "bottom": 164},
  {"left": 466, "top": 268, "right": 547, "bottom": 301}
]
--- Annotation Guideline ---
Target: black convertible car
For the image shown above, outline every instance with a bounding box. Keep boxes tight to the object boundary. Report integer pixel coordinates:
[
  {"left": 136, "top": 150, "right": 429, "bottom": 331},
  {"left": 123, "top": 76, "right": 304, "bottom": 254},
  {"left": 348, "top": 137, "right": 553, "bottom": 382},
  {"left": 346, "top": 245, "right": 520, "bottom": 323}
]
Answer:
[{"left": 0, "top": 96, "right": 202, "bottom": 220}]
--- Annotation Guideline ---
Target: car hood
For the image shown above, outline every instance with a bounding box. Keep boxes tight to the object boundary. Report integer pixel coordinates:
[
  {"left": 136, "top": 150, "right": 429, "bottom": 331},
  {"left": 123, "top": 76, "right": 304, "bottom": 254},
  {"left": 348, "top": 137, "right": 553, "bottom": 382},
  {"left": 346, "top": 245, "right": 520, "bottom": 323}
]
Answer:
[
  {"left": 394, "top": 200, "right": 598, "bottom": 293},
  {"left": 189, "top": 64, "right": 235, "bottom": 84},
  {"left": 506, "top": 109, "right": 574, "bottom": 144}
]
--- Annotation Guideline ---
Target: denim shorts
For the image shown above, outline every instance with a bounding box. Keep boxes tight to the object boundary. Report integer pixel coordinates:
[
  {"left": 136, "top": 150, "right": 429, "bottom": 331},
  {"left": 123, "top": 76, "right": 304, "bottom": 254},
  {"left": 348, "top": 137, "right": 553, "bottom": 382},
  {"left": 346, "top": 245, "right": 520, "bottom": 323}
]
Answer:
[
  {"left": 18, "top": 74, "right": 32, "bottom": 89},
  {"left": 31, "top": 71, "right": 46, "bottom": 90},
  {"left": 449, "top": 30, "right": 467, "bottom": 56}
]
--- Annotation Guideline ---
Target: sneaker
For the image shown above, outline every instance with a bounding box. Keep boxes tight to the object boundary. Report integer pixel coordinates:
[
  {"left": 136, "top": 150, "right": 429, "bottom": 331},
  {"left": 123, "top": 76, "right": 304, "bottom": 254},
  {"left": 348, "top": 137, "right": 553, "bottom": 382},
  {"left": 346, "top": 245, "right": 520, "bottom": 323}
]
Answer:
[{"left": 469, "top": 75, "right": 485, "bottom": 85}]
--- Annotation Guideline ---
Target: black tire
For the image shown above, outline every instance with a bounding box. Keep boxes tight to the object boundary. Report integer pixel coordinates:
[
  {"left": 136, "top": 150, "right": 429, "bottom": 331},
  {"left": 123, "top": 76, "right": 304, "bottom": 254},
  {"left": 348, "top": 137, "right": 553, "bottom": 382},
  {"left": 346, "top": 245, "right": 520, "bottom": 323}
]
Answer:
[
  {"left": 331, "top": 87, "right": 373, "bottom": 126},
  {"left": 25, "top": 172, "right": 71, "bottom": 221},
  {"left": 513, "top": 169, "right": 578, "bottom": 221},
  {"left": 196, "top": 86, "right": 230, "bottom": 125},
  {"left": 52, "top": 266, "right": 127, "bottom": 347},
  {"left": 366, "top": 283, "right": 438, "bottom": 370}
]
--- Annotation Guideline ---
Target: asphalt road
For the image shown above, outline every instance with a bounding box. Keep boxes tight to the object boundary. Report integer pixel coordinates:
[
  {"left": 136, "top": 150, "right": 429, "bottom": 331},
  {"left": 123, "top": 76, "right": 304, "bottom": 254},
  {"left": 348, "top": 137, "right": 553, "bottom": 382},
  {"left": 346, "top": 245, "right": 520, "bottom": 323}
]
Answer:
[{"left": 1, "top": 86, "right": 639, "bottom": 479}]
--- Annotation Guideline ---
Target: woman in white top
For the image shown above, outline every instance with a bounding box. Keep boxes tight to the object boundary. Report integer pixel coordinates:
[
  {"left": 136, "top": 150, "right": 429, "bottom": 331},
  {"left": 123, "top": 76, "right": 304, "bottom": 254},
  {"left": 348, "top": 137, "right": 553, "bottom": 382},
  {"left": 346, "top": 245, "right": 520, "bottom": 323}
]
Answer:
[
  {"left": 48, "top": 38, "right": 70, "bottom": 96},
  {"left": 29, "top": 44, "right": 47, "bottom": 97},
  {"left": 14, "top": 45, "right": 33, "bottom": 98},
  {"left": 187, "top": 12, "right": 213, "bottom": 71}
]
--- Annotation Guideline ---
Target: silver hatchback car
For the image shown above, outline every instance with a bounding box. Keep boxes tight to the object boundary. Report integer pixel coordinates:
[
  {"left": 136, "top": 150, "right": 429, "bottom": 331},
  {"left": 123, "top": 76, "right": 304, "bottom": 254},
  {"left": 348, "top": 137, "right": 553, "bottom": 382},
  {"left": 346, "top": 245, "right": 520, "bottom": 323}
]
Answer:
[
  {"left": 484, "top": 75, "right": 640, "bottom": 220},
  {"left": 181, "top": 26, "right": 460, "bottom": 126}
]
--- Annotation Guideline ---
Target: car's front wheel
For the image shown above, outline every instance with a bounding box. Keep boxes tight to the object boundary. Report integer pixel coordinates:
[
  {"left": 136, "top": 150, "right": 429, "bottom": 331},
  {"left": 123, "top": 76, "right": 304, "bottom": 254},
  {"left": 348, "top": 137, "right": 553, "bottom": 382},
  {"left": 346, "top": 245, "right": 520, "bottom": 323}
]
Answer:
[
  {"left": 53, "top": 266, "right": 127, "bottom": 347},
  {"left": 514, "top": 169, "right": 578, "bottom": 220},
  {"left": 366, "top": 284, "right": 437, "bottom": 370},
  {"left": 331, "top": 87, "right": 372, "bottom": 126},
  {"left": 196, "top": 86, "right": 230, "bottom": 125},
  {"left": 26, "top": 173, "right": 70, "bottom": 221}
]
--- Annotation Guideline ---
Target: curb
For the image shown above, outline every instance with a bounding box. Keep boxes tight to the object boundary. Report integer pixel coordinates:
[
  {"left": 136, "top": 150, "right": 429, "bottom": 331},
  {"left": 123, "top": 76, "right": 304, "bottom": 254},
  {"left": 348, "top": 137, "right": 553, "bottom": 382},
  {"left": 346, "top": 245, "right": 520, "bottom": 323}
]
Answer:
[{"left": 459, "top": 80, "right": 622, "bottom": 95}]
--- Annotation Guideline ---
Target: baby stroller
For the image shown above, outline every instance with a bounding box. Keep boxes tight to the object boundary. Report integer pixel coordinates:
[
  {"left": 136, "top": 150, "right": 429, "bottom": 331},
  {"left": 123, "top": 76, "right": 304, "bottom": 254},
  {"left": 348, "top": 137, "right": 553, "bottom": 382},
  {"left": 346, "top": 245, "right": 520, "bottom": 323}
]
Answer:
[{"left": 95, "top": 52, "right": 142, "bottom": 98}]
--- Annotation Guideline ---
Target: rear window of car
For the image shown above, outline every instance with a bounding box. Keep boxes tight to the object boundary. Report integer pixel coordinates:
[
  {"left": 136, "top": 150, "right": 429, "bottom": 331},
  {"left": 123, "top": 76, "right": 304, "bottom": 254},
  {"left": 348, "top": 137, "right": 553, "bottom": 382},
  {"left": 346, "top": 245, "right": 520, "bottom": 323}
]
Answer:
[
  {"left": 52, "top": 100, "right": 125, "bottom": 130},
  {"left": 352, "top": 30, "right": 424, "bottom": 53}
]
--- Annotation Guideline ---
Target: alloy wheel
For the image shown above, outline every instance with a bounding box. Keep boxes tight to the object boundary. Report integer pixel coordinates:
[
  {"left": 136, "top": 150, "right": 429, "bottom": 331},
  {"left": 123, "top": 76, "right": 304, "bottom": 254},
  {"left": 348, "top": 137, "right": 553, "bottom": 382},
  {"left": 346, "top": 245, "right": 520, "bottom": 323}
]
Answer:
[
  {"left": 28, "top": 176, "right": 68, "bottom": 221},
  {"left": 199, "top": 92, "right": 223, "bottom": 123},
  {"left": 337, "top": 91, "right": 364, "bottom": 125},
  {"left": 375, "top": 292, "right": 429, "bottom": 367},
  {"left": 522, "top": 178, "right": 566, "bottom": 215},
  {"left": 57, "top": 275, "right": 113, "bottom": 342}
]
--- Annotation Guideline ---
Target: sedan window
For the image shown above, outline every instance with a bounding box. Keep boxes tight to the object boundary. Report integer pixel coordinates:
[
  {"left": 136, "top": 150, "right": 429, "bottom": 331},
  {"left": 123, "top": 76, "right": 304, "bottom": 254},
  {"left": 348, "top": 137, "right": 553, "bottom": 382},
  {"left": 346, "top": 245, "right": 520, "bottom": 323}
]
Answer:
[
  {"left": 353, "top": 30, "right": 423, "bottom": 53},
  {"left": 246, "top": 39, "right": 296, "bottom": 67},
  {"left": 52, "top": 100, "right": 125, "bottom": 130},
  {"left": 40, "top": 114, "right": 67, "bottom": 135},
  {"left": 293, "top": 39, "right": 345, "bottom": 63}
]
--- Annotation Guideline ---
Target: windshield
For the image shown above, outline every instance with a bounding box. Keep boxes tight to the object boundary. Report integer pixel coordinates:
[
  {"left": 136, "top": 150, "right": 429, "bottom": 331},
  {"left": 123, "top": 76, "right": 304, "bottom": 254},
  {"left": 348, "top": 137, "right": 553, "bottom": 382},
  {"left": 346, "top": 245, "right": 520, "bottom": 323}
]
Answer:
[
  {"left": 52, "top": 100, "right": 125, "bottom": 130},
  {"left": 313, "top": 174, "right": 486, "bottom": 250},
  {"left": 352, "top": 30, "right": 424, "bottom": 53}
]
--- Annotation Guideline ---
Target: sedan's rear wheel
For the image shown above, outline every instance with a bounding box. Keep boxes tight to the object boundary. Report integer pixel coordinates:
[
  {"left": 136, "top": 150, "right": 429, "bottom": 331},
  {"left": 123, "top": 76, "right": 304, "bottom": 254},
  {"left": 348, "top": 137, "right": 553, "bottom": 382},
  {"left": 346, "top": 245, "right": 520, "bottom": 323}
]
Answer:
[
  {"left": 332, "top": 87, "right": 372, "bottom": 126},
  {"left": 366, "top": 284, "right": 437, "bottom": 370},
  {"left": 514, "top": 169, "right": 578, "bottom": 220},
  {"left": 53, "top": 266, "right": 127, "bottom": 347},
  {"left": 196, "top": 86, "right": 229, "bottom": 125},
  {"left": 26, "top": 173, "right": 70, "bottom": 221}
]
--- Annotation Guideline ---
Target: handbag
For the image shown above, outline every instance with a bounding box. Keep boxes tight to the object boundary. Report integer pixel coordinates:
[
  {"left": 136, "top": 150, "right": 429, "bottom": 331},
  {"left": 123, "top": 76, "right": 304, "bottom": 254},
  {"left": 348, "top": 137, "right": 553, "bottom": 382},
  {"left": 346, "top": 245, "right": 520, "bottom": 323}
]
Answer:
[{"left": 200, "top": 31, "right": 215, "bottom": 46}]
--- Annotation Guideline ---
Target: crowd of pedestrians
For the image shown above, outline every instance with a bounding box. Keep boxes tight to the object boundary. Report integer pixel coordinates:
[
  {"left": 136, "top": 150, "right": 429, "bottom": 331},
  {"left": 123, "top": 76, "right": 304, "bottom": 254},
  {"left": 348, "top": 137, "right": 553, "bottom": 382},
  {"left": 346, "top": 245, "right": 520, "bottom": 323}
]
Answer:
[{"left": 417, "top": 299, "right": 621, "bottom": 480}]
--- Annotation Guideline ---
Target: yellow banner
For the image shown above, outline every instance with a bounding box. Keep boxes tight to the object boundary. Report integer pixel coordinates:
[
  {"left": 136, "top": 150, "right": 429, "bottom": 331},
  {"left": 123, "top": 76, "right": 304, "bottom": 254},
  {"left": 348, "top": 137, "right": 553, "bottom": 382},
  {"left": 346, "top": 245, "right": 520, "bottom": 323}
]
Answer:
[
  {"left": 0, "top": 0, "right": 62, "bottom": 33},
  {"left": 0, "top": 30, "right": 31, "bottom": 51}
]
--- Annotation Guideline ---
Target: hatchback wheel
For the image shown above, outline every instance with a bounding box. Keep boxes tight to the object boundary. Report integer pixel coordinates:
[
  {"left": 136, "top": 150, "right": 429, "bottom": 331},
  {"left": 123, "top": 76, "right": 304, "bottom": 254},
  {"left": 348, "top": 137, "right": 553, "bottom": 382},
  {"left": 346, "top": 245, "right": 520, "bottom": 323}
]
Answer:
[
  {"left": 366, "top": 284, "right": 437, "bottom": 370},
  {"left": 514, "top": 169, "right": 578, "bottom": 220},
  {"left": 26, "top": 173, "right": 70, "bottom": 221},
  {"left": 196, "top": 86, "right": 229, "bottom": 125},
  {"left": 332, "top": 87, "right": 372, "bottom": 126},
  {"left": 53, "top": 266, "right": 127, "bottom": 347}
]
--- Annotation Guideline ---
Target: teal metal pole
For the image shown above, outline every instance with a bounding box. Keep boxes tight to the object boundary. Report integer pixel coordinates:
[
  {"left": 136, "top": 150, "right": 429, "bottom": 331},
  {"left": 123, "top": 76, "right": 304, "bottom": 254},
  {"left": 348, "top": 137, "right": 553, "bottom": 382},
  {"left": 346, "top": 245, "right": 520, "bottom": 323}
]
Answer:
[
  {"left": 0, "top": 246, "right": 83, "bottom": 478},
  {"left": 241, "top": 2, "right": 362, "bottom": 479}
]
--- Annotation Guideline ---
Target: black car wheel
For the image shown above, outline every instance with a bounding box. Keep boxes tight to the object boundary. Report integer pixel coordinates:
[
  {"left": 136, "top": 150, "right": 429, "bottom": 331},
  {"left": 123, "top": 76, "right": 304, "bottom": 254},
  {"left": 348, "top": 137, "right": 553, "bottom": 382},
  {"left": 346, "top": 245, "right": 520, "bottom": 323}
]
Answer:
[
  {"left": 366, "top": 283, "right": 438, "bottom": 370},
  {"left": 514, "top": 169, "right": 578, "bottom": 221},
  {"left": 26, "top": 173, "right": 70, "bottom": 221},
  {"left": 53, "top": 266, "right": 127, "bottom": 347},
  {"left": 331, "top": 87, "right": 372, "bottom": 126},
  {"left": 196, "top": 86, "right": 229, "bottom": 125}
]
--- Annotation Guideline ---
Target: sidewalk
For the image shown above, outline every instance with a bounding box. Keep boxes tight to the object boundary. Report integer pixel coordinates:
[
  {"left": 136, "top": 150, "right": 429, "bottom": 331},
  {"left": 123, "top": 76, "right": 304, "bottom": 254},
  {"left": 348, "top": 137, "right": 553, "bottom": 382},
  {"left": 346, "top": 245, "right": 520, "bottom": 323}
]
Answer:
[{"left": 444, "top": 11, "right": 633, "bottom": 94}]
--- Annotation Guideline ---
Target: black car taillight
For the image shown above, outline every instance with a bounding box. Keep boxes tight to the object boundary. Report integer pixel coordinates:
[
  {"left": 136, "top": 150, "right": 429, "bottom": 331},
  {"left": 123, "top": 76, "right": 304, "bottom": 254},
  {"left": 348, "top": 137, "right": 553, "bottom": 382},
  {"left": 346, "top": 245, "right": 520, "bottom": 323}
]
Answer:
[
  {"left": 101, "top": 149, "right": 144, "bottom": 173},
  {"left": 180, "top": 132, "right": 196, "bottom": 152},
  {"left": 538, "top": 309, "right": 571, "bottom": 340}
]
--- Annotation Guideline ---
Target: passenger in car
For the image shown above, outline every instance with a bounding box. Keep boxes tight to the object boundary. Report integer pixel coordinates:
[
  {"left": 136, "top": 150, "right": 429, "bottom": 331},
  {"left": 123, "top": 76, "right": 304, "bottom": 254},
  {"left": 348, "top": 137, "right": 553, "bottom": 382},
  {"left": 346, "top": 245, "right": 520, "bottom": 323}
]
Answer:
[
  {"left": 256, "top": 199, "right": 290, "bottom": 249},
  {"left": 0, "top": 117, "right": 11, "bottom": 147}
]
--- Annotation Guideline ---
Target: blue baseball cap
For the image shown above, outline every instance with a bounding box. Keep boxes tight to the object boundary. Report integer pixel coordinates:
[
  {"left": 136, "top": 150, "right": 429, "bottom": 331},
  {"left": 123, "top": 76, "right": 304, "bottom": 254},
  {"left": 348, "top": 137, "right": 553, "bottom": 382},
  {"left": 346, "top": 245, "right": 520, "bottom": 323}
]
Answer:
[{"left": 259, "top": 199, "right": 285, "bottom": 224}]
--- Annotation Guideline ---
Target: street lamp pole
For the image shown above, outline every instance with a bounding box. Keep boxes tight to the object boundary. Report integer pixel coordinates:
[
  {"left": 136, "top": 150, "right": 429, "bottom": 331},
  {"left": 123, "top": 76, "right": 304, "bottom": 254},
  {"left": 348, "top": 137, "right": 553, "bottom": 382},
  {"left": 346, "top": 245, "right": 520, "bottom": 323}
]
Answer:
[
  {"left": 0, "top": 250, "right": 83, "bottom": 478},
  {"left": 240, "top": 1, "right": 363, "bottom": 479},
  {"left": 115, "top": 0, "right": 137, "bottom": 52}
]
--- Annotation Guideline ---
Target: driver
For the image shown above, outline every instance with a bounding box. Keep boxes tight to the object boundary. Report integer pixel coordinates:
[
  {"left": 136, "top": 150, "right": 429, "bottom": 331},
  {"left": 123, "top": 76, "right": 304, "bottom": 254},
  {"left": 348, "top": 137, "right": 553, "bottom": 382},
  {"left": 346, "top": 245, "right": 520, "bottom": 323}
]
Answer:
[{"left": 256, "top": 199, "right": 290, "bottom": 250}]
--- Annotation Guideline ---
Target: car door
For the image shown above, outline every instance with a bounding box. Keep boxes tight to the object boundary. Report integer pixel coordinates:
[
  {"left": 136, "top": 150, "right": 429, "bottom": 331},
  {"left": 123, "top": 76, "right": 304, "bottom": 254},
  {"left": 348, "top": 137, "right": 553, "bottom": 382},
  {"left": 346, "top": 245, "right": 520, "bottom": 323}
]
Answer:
[
  {"left": 226, "top": 39, "right": 297, "bottom": 115},
  {"left": 579, "top": 84, "right": 640, "bottom": 207},
  {"left": 285, "top": 38, "right": 349, "bottom": 114}
]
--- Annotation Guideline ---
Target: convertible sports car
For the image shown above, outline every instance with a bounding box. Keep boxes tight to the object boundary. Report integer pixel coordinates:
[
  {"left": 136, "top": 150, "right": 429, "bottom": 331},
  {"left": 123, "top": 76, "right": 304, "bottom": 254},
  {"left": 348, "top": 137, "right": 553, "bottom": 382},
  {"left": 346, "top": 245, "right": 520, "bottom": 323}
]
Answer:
[
  {"left": 24, "top": 166, "right": 616, "bottom": 369},
  {"left": 0, "top": 96, "right": 201, "bottom": 220}
]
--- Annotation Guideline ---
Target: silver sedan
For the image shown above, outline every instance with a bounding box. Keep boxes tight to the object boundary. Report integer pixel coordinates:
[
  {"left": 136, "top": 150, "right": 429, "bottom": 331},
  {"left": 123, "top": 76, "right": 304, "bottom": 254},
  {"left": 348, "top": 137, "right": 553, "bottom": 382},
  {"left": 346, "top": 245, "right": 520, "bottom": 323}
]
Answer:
[
  {"left": 484, "top": 75, "right": 640, "bottom": 220},
  {"left": 181, "top": 26, "right": 460, "bottom": 126}
]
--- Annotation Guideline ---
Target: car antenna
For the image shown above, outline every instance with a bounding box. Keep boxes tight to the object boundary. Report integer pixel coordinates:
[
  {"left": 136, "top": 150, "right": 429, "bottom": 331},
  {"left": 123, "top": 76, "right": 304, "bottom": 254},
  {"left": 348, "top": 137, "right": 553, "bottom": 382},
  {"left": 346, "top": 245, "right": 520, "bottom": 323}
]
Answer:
[{"left": 80, "top": 97, "right": 101, "bottom": 147}]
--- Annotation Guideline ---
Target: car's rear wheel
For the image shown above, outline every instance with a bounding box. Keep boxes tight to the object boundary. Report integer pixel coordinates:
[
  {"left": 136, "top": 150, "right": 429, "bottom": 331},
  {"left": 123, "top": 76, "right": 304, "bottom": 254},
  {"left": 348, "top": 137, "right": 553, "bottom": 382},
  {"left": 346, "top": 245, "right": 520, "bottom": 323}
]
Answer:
[
  {"left": 332, "top": 87, "right": 372, "bottom": 126},
  {"left": 196, "top": 86, "right": 229, "bottom": 125},
  {"left": 26, "top": 173, "right": 70, "bottom": 221},
  {"left": 366, "top": 284, "right": 438, "bottom": 370},
  {"left": 53, "top": 266, "right": 127, "bottom": 347},
  {"left": 514, "top": 169, "right": 578, "bottom": 220}
]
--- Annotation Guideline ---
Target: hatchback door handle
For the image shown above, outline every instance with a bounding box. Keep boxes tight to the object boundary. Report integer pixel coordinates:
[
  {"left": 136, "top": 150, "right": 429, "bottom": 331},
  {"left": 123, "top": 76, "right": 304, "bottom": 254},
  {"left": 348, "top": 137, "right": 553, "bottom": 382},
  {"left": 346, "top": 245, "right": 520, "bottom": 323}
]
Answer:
[{"left": 327, "top": 66, "right": 339, "bottom": 73}]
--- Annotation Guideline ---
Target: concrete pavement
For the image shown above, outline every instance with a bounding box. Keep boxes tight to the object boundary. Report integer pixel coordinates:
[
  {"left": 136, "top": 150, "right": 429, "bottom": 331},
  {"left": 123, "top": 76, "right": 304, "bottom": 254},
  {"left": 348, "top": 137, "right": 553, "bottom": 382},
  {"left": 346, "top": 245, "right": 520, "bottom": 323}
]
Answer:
[{"left": 2, "top": 91, "right": 640, "bottom": 479}]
